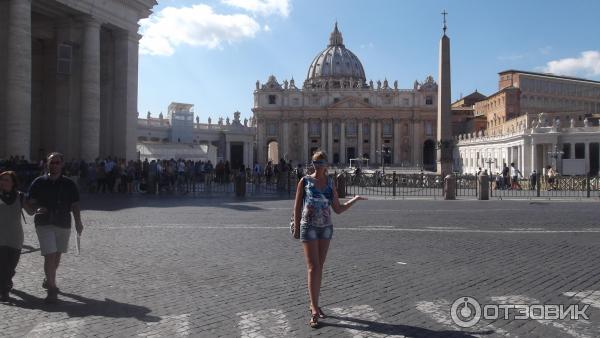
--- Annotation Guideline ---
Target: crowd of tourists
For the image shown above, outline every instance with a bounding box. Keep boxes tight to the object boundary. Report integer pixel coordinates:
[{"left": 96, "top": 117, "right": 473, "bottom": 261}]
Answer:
[{"left": 0, "top": 155, "right": 306, "bottom": 195}]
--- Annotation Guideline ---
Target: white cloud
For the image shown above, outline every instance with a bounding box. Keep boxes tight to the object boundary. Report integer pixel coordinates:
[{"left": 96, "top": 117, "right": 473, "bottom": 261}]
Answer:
[
  {"left": 221, "top": 0, "right": 291, "bottom": 17},
  {"left": 139, "top": 4, "right": 261, "bottom": 56},
  {"left": 543, "top": 51, "right": 600, "bottom": 77},
  {"left": 263, "top": 24, "right": 271, "bottom": 32}
]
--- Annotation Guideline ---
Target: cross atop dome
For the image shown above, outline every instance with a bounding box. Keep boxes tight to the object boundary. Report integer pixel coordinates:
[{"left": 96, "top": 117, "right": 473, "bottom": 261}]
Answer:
[{"left": 328, "top": 22, "right": 344, "bottom": 47}]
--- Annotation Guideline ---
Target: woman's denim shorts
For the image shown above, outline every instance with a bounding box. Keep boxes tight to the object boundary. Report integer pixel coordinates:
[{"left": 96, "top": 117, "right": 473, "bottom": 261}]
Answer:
[{"left": 300, "top": 224, "right": 333, "bottom": 242}]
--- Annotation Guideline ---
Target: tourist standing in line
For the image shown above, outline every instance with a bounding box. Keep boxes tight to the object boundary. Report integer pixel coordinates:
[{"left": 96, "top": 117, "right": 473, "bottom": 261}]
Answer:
[
  {"left": 292, "top": 151, "right": 366, "bottom": 328},
  {"left": 27, "top": 153, "right": 83, "bottom": 303},
  {"left": 0, "top": 171, "right": 33, "bottom": 302}
]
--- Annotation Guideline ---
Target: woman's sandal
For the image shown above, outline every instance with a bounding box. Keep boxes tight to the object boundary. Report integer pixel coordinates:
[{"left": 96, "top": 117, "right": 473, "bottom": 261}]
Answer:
[
  {"left": 308, "top": 307, "right": 327, "bottom": 319},
  {"left": 309, "top": 313, "right": 320, "bottom": 328}
]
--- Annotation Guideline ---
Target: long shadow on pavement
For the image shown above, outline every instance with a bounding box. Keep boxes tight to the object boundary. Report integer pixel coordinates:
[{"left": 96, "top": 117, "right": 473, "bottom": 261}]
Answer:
[
  {"left": 323, "top": 315, "right": 493, "bottom": 338},
  {"left": 78, "top": 193, "right": 293, "bottom": 212},
  {"left": 8, "top": 290, "right": 161, "bottom": 322}
]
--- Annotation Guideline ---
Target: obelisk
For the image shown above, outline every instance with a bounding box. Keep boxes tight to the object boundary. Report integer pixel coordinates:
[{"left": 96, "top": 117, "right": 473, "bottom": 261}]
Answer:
[{"left": 437, "top": 10, "right": 453, "bottom": 176}]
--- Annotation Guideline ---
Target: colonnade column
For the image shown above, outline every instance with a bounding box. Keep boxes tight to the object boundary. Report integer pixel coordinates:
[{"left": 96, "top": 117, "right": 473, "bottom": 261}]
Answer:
[
  {"left": 357, "top": 120, "right": 363, "bottom": 159},
  {"left": 6, "top": 0, "right": 32, "bottom": 159},
  {"left": 339, "top": 121, "right": 346, "bottom": 165},
  {"left": 327, "top": 120, "right": 333, "bottom": 159},
  {"left": 370, "top": 120, "right": 376, "bottom": 164},
  {"left": 302, "top": 119, "right": 308, "bottom": 163},
  {"left": 80, "top": 18, "right": 101, "bottom": 161},
  {"left": 531, "top": 143, "right": 537, "bottom": 173},
  {"left": 282, "top": 121, "right": 289, "bottom": 161},
  {"left": 320, "top": 119, "right": 326, "bottom": 153},
  {"left": 393, "top": 119, "right": 401, "bottom": 165}
]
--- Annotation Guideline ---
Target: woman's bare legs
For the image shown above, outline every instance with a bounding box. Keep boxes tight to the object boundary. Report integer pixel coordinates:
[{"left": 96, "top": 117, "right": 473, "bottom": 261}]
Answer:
[{"left": 303, "top": 239, "right": 331, "bottom": 315}]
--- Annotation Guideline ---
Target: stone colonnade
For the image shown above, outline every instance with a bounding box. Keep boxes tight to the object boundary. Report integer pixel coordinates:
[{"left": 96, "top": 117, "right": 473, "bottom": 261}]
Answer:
[{"left": 1, "top": 0, "right": 141, "bottom": 161}]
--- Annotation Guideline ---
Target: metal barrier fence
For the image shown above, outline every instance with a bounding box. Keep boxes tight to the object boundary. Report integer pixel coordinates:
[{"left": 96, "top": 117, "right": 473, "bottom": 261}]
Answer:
[
  {"left": 137, "top": 170, "right": 599, "bottom": 200},
  {"left": 489, "top": 175, "right": 600, "bottom": 199}
]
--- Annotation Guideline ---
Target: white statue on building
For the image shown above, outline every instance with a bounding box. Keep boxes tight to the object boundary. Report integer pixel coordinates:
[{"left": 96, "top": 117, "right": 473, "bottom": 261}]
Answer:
[
  {"left": 570, "top": 117, "right": 575, "bottom": 128},
  {"left": 244, "top": 118, "right": 248, "bottom": 127},
  {"left": 226, "top": 117, "right": 230, "bottom": 125},
  {"left": 584, "top": 117, "right": 590, "bottom": 127},
  {"left": 394, "top": 80, "right": 398, "bottom": 90},
  {"left": 208, "top": 117, "right": 212, "bottom": 126},
  {"left": 218, "top": 117, "right": 223, "bottom": 126},
  {"left": 255, "top": 80, "right": 260, "bottom": 90}
]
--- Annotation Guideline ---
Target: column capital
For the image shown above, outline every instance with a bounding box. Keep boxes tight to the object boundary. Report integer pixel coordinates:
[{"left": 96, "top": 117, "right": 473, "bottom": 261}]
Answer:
[{"left": 79, "top": 16, "right": 102, "bottom": 29}]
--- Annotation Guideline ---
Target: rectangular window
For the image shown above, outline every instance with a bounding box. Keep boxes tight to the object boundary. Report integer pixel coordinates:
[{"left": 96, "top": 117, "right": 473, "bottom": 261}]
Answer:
[
  {"left": 363, "top": 98, "right": 369, "bottom": 104},
  {"left": 57, "top": 44, "right": 72, "bottom": 75},
  {"left": 575, "top": 143, "right": 585, "bottom": 159},
  {"left": 267, "top": 123, "right": 278, "bottom": 136},
  {"left": 333, "top": 97, "right": 340, "bottom": 103},
  {"left": 562, "top": 143, "right": 571, "bottom": 159},
  {"left": 403, "top": 98, "right": 409, "bottom": 106},
  {"left": 383, "top": 123, "right": 393, "bottom": 136},
  {"left": 426, "top": 96, "right": 433, "bottom": 105},
  {"left": 268, "top": 95, "right": 277, "bottom": 104}
]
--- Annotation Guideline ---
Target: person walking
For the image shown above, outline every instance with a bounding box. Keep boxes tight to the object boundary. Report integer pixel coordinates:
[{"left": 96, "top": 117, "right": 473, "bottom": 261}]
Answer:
[
  {"left": 27, "top": 153, "right": 83, "bottom": 303},
  {"left": 292, "top": 151, "right": 366, "bottom": 328},
  {"left": 510, "top": 163, "right": 523, "bottom": 190},
  {"left": 0, "top": 171, "right": 32, "bottom": 302}
]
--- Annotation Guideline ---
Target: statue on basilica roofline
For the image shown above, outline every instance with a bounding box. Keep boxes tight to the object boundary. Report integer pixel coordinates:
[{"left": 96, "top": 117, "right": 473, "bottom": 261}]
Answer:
[
  {"left": 218, "top": 117, "right": 223, "bottom": 126},
  {"left": 570, "top": 117, "right": 575, "bottom": 128},
  {"left": 584, "top": 117, "right": 590, "bottom": 127},
  {"left": 290, "top": 78, "right": 296, "bottom": 89},
  {"left": 377, "top": 80, "right": 381, "bottom": 89},
  {"left": 283, "top": 80, "right": 289, "bottom": 90},
  {"left": 147, "top": 111, "right": 151, "bottom": 119},
  {"left": 159, "top": 112, "right": 163, "bottom": 119},
  {"left": 226, "top": 117, "right": 230, "bottom": 125},
  {"left": 369, "top": 80, "right": 373, "bottom": 88},
  {"left": 244, "top": 118, "right": 248, "bottom": 127},
  {"left": 196, "top": 116, "right": 199, "bottom": 124},
  {"left": 553, "top": 117, "right": 561, "bottom": 129},
  {"left": 383, "top": 79, "right": 389, "bottom": 89},
  {"left": 256, "top": 80, "right": 260, "bottom": 90},
  {"left": 394, "top": 80, "right": 398, "bottom": 90},
  {"left": 208, "top": 117, "right": 212, "bottom": 125}
]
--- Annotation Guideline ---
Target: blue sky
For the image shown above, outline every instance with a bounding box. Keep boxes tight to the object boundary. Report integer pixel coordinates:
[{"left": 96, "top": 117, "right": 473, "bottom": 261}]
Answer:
[{"left": 138, "top": 0, "right": 600, "bottom": 122}]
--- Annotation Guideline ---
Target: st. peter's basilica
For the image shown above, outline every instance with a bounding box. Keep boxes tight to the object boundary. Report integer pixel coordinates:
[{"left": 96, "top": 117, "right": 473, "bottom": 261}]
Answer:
[{"left": 253, "top": 23, "right": 440, "bottom": 170}]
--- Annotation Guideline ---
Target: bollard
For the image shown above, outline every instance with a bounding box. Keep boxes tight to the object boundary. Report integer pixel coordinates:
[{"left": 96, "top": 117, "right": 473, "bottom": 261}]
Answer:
[
  {"left": 235, "top": 174, "right": 246, "bottom": 197},
  {"left": 443, "top": 174, "right": 456, "bottom": 200},
  {"left": 336, "top": 173, "right": 346, "bottom": 198},
  {"left": 478, "top": 171, "right": 489, "bottom": 200}
]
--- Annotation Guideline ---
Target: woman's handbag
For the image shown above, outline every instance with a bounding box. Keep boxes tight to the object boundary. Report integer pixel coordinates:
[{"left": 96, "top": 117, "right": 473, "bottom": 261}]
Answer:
[{"left": 290, "top": 177, "right": 306, "bottom": 239}]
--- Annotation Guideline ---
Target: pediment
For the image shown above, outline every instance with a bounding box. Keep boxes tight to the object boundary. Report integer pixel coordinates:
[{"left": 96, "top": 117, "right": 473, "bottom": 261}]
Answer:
[{"left": 328, "top": 96, "right": 373, "bottom": 109}]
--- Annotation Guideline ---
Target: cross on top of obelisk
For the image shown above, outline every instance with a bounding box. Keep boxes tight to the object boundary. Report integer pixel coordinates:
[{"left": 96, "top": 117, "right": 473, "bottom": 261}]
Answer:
[{"left": 441, "top": 10, "right": 448, "bottom": 34}]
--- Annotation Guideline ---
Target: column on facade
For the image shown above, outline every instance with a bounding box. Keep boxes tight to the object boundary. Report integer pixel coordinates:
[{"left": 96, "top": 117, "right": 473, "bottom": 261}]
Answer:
[
  {"left": 412, "top": 119, "right": 421, "bottom": 167},
  {"left": 226, "top": 140, "right": 231, "bottom": 162},
  {"left": 113, "top": 30, "right": 140, "bottom": 160},
  {"left": 243, "top": 142, "right": 249, "bottom": 168},
  {"left": 585, "top": 142, "right": 590, "bottom": 174},
  {"left": 520, "top": 145, "right": 525, "bottom": 174},
  {"left": 531, "top": 143, "right": 537, "bottom": 173},
  {"left": 80, "top": 18, "right": 102, "bottom": 161},
  {"left": 327, "top": 120, "right": 333, "bottom": 158},
  {"left": 339, "top": 121, "right": 346, "bottom": 164},
  {"left": 376, "top": 120, "right": 383, "bottom": 165},
  {"left": 320, "top": 118, "right": 326, "bottom": 153},
  {"left": 302, "top": 119, "right": 308, "bottom": 163},
  {"left": 393, "top": 119, "right": 401, "bottom": 165},
  {"left": 369, "top": 120, "right": 376, "bottom": 162},
  {"left": 6, "top": 0, "right": 32, "bottom": 159},
  {"left": 570, "top": 143, "right": 575, "bottom": 159},
  {"left": 281, "top": 121, "right": 289, "bottom": 161},
  {"left": 257, "top": 122, "right": 265, "bottom": 165},
  {"left": 357, "top": 120, "right": 363, "bottom": 159}
]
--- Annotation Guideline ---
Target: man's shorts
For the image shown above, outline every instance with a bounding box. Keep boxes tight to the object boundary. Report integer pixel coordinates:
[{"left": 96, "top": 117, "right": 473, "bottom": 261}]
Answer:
[
  {"left": 300, "top": 224, "right": 333, "bottom": 242},
  {"left": 35, "top": 225, "right": 71, "bottom": 256}
]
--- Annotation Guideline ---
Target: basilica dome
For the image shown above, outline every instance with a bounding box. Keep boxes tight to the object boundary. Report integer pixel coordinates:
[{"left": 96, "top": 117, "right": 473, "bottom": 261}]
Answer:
[{"left": 306, "top": 23, "right": 366, "bottom": 88}]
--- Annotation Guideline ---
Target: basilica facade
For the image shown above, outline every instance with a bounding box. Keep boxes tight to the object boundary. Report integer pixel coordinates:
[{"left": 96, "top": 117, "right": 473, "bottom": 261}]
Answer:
[{"left": 253, "top": 23, "right": 440, "bottom": 170}]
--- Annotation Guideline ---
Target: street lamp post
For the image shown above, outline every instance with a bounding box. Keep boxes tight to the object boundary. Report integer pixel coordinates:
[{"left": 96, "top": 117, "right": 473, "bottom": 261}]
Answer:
[
  {"left": 484, "top": 157, "right": 496, "bottom": 174},
  {"left": 376, "top": 146, "right": 390, "bottom": 174}
]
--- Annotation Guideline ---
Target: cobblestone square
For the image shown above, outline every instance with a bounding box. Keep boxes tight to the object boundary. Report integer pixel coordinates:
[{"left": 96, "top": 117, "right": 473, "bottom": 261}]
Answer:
[{"left": 2, "top": 195, "right": 600, "bottom": 337}]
